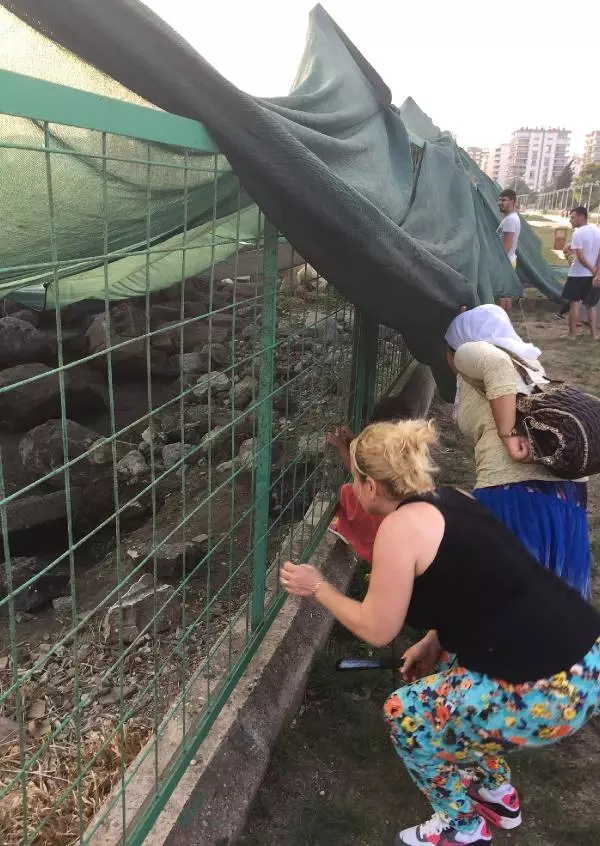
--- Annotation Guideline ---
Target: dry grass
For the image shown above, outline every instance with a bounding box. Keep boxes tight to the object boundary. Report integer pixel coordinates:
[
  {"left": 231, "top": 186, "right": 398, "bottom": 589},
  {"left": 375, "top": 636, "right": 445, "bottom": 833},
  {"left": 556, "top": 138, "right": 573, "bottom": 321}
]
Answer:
[{"left": 0, "top": 718, "right": 151, "bottom": 846}]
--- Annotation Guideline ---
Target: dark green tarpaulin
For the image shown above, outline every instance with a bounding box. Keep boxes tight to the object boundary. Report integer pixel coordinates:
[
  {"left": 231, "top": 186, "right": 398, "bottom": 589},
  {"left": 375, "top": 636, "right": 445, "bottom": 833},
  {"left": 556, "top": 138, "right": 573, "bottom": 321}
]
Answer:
[{"left": 1, "top": 1, "right": 564, "bottom": 398}]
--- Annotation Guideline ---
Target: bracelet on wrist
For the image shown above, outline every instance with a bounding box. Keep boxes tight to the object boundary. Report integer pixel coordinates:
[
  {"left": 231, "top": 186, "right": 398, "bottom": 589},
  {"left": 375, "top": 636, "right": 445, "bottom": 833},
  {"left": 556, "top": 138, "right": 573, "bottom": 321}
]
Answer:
[
  {"left": 312, "top": 580, "right": 323, "bottom": 597},
  {"left": 498, "top": 428, "right": 519, "bottom": 439}
]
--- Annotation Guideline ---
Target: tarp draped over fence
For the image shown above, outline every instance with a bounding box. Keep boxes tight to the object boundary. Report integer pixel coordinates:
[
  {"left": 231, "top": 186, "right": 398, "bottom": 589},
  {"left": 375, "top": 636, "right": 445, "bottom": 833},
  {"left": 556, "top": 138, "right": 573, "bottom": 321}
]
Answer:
[{"left": 1, "top": 1, "right": 563, "bottom": 397}]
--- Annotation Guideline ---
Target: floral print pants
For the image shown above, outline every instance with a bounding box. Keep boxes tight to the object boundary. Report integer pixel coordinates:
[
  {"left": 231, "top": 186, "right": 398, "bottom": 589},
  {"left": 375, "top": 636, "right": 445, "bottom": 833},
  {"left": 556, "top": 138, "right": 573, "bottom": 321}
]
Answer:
[{"left": 383, "top": 642, "right": 600, "bottom": 832}]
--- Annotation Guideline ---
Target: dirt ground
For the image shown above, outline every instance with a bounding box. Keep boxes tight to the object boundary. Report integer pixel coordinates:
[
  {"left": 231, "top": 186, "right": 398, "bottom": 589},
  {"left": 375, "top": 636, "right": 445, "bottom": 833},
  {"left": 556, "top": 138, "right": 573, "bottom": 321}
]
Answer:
[{"left": 239, "top": 296, "right": 600, "bottom": 846}]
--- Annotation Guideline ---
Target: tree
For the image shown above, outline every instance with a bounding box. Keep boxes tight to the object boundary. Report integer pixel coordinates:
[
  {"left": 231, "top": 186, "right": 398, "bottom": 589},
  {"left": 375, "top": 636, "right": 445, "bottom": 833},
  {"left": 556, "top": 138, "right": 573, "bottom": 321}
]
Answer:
[
  {"left": 553, "top": 161, "right": 573, "bottom": 190},
  {"left": 571, "top": 163, "right": 600, "bottom": 212},
  {"left": 575, "top": 163, "right": 600, "bottom": 187},
  {"left": 511, "top": 178, "right": 532, "bottom": 196}
]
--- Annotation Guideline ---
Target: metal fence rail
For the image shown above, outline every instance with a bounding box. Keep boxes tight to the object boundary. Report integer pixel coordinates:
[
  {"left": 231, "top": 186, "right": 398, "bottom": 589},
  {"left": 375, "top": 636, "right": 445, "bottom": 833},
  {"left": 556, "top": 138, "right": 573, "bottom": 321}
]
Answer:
[
  {"left": 518, "top": 182, "right": 600, "bottom": 222},
  {"left": 0, "top": 72, "right": 413, "bottom": 845}
]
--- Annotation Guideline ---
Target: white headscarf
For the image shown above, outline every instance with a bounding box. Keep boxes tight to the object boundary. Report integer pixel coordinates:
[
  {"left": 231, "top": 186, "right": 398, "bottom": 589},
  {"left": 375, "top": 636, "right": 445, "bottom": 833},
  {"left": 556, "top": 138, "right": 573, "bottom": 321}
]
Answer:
[
  {"left": 445, "top": 304, "right": 542, "bottom": 360},
  {"left": 445, "top": 305, "right": 543, "bottom": 419}
]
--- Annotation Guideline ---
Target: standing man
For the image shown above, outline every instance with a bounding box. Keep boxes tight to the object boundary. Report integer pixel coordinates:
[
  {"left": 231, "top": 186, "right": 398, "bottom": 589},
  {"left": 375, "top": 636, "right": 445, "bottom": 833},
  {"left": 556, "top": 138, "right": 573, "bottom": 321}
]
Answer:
[
  {"left": 496, "top": 188, "right": 521, "bottom": 312},
  {"left": 562, "top": 206, "right": 600, "bottom": 339}
]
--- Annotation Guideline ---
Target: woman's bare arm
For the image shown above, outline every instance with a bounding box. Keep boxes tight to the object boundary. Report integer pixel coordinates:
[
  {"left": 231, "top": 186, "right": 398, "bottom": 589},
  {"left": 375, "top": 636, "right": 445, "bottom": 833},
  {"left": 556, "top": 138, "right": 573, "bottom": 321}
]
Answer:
[{"left": 280, "top": 504, "right": 443, "bottom": 647}]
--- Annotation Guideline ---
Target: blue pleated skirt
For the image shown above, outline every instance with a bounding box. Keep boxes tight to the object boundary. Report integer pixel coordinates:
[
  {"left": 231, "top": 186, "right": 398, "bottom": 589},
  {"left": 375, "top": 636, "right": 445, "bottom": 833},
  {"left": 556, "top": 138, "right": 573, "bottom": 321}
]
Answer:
[{"left": 473, "top": 480, "right": 592, "bottom": 599}]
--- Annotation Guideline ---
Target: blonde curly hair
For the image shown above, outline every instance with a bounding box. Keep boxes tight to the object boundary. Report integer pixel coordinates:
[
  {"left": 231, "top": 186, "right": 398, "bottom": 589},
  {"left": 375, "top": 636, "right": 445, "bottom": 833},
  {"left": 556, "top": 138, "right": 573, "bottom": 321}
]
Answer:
[{"left": 349, "top": 419, "right": 438, "bottom": 500}]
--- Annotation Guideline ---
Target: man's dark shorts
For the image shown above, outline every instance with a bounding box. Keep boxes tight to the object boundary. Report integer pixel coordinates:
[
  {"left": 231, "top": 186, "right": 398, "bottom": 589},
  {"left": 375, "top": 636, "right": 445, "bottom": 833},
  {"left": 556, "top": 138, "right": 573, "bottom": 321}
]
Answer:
[{"left": 562, "top": 275, "right": 600, "bottom": 307}]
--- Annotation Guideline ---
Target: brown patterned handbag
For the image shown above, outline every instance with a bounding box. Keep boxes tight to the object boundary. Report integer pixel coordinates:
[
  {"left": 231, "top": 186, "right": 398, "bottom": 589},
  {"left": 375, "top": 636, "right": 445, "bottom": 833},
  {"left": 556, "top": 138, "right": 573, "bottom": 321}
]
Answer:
[
  {"left": 507, "top": 355, "right": 600, "bottom": 480},
  {"left": 459, "top": 351, "right": 600, "bottom": 480}
]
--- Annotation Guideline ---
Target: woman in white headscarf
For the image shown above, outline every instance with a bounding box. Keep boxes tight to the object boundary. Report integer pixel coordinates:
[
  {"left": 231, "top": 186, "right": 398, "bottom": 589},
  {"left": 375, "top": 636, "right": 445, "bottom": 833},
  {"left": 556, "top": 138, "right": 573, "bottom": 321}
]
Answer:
[{"left": 445, "top": 304, "right": 591, "bottom": 598}]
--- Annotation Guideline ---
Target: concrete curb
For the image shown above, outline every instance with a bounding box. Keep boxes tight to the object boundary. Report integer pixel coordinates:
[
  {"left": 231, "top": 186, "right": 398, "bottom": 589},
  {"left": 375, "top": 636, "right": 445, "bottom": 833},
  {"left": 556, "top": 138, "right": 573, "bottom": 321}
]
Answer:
[
  {"left": 85, "top": 361, "right": 435, "bottom": 845},
  {"left": 146, "top": 532, "right": 355, "bottom": 846},
  {"left": 146, "top": 362, "right": 436, "bottom": 846}
]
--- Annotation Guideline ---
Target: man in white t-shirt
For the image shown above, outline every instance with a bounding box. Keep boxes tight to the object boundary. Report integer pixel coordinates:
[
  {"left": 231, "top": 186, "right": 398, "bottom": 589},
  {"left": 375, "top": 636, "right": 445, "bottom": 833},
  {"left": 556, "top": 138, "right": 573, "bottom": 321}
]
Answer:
[
  {"left": 496, "top": 188, "right": 521, "bottom": 312},
  {"left": 562, "top": 206, "right": 600, "bottom": 339}
]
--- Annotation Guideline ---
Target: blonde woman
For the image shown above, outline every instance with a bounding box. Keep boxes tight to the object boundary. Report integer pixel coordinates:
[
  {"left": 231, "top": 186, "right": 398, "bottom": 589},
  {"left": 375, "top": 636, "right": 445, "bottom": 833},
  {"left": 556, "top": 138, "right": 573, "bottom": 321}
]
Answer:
[
  {"left": 445, "top": 304, "right": 591, "bottom": 598},
  {"left": 280, "top": 420, "right": 600, "bottom": 846}
]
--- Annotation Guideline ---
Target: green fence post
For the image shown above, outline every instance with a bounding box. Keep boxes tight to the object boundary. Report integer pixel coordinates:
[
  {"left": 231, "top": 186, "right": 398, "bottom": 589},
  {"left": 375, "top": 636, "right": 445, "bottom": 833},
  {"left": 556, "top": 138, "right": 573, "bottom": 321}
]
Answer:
[
  {"left": 250, "top": 218, "right": 279, "bottom": 629},
  {"left": 363, "top": 317, "right": 379, "bottom": 420},
  {"left": 348, "top": 312, "right": 365, "bottom": 434},
  {"left": 349, "top": 310, "right": 379, "bottom": 431}
]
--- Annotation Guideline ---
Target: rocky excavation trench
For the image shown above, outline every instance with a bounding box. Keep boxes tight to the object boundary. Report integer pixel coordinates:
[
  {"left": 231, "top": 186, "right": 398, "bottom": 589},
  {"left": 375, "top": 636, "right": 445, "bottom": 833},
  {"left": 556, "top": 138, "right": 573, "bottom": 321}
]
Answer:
[{"left": 0, "top": 265, "right": 385, "bottom": 843}]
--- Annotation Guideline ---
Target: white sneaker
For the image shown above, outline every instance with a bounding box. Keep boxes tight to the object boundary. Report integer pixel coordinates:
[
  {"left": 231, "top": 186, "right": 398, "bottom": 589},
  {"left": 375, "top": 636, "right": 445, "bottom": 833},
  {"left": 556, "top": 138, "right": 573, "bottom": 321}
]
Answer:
[
  {"left": 466, "top": 781, "right": 522, "bottom": 831},
  {"left": 396, "top": 812, "right": 492, "bottom": 845}
]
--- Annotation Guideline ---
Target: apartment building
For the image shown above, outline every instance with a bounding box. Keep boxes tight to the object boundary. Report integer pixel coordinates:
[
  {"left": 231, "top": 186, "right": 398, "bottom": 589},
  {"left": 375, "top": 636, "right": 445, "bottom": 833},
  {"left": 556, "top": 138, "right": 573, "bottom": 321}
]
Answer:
[
  {"left": 466, "top": 146, "right": 488, "bottom": 169},
  {"left": 583, "top": 131, "right": 600, "bottom": 166},
  {"left": 485, "top": 143, "right": 511, "bottom": 186},
  {"left": 508, "top": 127, "right": 570, "bottom": 190}
]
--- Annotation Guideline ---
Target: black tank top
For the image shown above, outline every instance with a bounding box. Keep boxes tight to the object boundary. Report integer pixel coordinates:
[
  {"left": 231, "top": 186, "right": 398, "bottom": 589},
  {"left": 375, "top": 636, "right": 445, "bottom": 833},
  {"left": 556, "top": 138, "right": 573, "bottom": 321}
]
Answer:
[{"left": 402, "top": 487, "right": 600, "bottom": 683}]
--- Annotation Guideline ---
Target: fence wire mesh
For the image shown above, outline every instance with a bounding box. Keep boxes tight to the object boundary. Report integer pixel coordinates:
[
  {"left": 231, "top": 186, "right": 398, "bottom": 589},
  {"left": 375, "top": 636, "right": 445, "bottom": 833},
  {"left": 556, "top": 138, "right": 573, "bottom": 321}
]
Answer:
[{"left": 0, "top": 80, "right": 412, "bottom": 846}]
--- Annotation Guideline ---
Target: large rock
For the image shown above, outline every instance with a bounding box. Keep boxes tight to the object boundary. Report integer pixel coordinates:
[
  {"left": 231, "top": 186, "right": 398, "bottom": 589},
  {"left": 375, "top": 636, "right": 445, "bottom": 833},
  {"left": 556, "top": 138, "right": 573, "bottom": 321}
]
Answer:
[
  {"left": 199, "top": 426, "right": 230, "bottom": 460},
  {"left": 150, "top": 304, "right": 181, "bottom": 328},
  {"left": 0, "top": 318, "right": 56, "bottom": 368},
  {"left": 127, "top": 535, "right": 209, "bottom": 581},
  {"left": 72, "top": 476, "right": 161, "bottom": 535},
  {"left": 153, "top": 404, "right": 211, "bottom": 445},
  {"left": 66, "top": 366, "right": 109, "bottom": 418},
  {"left": 4, "top": 490, "right": 70, "bottom": 538},
  {"left": 192, "top": 371, "right": 231, "bottom": 400},
  {"left": 0, "top": 482, "right": 153, "bottom": 556},
  {"left": 183, "top": 277, "right": 212, "bottom": 303},
  {"left": 0, "top": 363, "right": 62, "bottom": 430},
  {"left": 10, "top": 309, "right": 38, "bottom": 325},
  {"left": 110, "top": 302, "right": 147, "bottom": 336},
  {"left": 192, "top": 343, "right": 231, "bottom": 369},
  {"left": 0, "top": 556, "right": 69, "bottom": 612},
  {"left": 233, "top": 376, "right": 258, "bottom": 410},
  {"left": 86, "top": 312, "right": 173, "bottom": 378},
  {"left": 102, "top": 573, "right": 179, "bottom": 644},
  {"left": 0, "top": 491, "right": 73, "bottom": 559},
  {"left": 157, "top": 320, "right": 229, "bottom": 352},
  {"left": 18, "top": 420, "right": 112, "bottom": 488},
  {"left": 0, "top": 362, "right": 108, "bottom": 431},
  {"left": 116, "top": 450, "right": 149, "bottom": 484},
  {"left": 162, "top": 442, "right": 196, "bottom": 470},
  {"left": 152, "top": 405, "right": 253, "bottom": 453},
  {"left": 170, "top": 352, "right": 210, "bottom": 376},
  {"left": 183, "top": 296, "right": 234, "bottom": 318},
  {"left": 184, "top": 404, "right": 212, "bottom": 431}
]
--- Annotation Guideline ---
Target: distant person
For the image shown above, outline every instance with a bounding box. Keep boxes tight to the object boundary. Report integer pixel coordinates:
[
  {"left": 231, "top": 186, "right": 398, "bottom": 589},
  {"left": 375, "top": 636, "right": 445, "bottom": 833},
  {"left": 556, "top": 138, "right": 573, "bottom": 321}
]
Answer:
[
  {"left": 496, "top": 189, "right": 521, "bottom": 312},
  {"left": 561, "top": 206, "right": 600, "bottom": 339}
]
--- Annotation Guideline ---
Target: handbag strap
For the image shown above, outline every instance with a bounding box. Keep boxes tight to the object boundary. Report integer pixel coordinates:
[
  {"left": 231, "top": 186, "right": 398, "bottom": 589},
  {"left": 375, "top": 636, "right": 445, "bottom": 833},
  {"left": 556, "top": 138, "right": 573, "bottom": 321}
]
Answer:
[
  {"left": 457, "top": 346, "right": 545, "bottom": 397},
  {"left": 501, "top": 350, "right": 538, "bottom": 386}
]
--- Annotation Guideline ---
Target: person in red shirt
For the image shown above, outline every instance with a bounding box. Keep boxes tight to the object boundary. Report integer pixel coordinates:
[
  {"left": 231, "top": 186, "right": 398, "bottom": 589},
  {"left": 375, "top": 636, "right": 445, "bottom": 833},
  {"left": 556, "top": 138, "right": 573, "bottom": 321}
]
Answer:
[{"left": 327, "top": 425, "right": 383, "bottom": 563}]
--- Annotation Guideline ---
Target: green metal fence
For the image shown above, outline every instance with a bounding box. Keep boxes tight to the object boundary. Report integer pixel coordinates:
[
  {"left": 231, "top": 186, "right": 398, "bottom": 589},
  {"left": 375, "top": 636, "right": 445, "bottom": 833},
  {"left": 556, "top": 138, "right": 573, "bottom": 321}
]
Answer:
[
  {"left": 518, "top": 183, "right": 600, "bottom": 220},
  {"left": 0, "top": 72, "right": 413, "bottom": 845}
]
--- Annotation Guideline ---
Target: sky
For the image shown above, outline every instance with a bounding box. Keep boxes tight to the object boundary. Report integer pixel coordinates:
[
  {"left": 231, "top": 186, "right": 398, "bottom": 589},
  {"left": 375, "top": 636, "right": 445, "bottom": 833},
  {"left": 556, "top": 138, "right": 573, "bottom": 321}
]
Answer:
[{"left": 142, "top": 0, "right": 599, "bottom": 155}]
